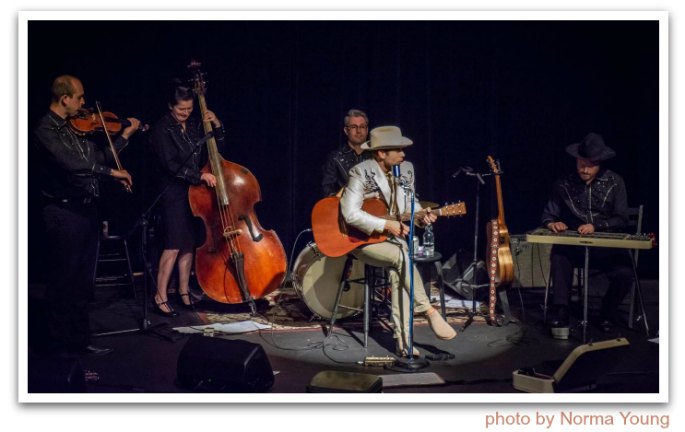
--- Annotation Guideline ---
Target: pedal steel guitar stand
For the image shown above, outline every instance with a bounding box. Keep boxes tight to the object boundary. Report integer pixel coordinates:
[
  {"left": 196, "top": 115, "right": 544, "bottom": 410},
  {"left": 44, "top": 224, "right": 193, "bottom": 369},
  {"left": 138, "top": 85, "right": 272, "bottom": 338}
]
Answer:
[{"left": 526, "top": 228, "right": 653, "bottom": 343}]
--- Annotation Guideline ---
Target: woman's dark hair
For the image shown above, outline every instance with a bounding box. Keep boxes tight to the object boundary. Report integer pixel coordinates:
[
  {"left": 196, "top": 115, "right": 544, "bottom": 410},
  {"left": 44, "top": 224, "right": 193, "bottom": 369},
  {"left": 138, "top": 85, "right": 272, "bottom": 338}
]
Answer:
[{"left": 167, "top": 78, "right": 194, "bottom": 107}]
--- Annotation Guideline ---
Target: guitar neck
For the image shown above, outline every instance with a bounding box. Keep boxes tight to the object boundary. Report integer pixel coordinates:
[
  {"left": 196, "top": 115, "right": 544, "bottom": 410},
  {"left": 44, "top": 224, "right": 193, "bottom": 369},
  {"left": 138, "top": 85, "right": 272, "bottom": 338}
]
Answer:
[
  {"left": 495, "top": 174, "right": 506, "bottom": 225},
  {"left": 381, "top": 207, "right": 437, "bottom": 222}
]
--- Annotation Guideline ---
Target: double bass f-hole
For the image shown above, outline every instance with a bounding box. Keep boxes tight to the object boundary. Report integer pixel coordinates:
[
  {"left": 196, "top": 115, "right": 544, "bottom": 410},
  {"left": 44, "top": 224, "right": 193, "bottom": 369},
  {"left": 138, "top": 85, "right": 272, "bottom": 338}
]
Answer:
[{"left": 238, "top": 215, "right": 264, "bottom": 242}]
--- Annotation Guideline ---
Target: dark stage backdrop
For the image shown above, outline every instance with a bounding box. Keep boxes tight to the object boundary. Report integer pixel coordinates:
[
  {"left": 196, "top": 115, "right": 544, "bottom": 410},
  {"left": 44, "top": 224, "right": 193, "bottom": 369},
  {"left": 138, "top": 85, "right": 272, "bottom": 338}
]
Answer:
[{"left": 27, "top": 20, "right": 660, "bottom": 282}]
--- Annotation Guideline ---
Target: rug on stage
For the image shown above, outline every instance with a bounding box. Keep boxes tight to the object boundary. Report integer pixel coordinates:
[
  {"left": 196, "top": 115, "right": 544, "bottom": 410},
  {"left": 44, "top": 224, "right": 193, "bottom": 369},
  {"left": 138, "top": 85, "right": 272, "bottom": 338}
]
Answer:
[{"left": 192, "top": 284, "right": 489, "bottom": 332}]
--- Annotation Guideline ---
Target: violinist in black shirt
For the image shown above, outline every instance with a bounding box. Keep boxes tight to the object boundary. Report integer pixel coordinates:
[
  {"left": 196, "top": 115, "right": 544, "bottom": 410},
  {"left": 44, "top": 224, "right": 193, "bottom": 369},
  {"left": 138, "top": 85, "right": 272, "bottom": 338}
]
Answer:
[{"left": 34, "top": 75, "right": 142, "bottom": 357}]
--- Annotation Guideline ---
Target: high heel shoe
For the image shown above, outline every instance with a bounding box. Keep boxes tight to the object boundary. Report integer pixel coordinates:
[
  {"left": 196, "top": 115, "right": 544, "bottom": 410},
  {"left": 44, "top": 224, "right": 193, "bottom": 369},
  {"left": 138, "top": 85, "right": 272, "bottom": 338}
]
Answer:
[
  {"left": 153, "top": 294, "right": 179, "bottom": 317},
  {"left": 178, "top": 290, "right": 195, "bottom": 310}
]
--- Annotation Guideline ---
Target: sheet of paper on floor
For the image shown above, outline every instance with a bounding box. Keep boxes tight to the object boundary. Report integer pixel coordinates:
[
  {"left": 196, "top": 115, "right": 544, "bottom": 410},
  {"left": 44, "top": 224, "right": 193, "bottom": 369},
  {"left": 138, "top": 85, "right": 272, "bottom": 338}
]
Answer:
[{"left": 173, "top": 320, "right": 271, "bottom": 334}]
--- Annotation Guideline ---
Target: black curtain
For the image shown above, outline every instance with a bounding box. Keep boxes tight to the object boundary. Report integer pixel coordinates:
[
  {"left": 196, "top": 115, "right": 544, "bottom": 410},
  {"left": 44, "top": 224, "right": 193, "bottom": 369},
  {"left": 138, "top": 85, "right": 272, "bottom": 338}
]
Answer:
[{"left": 27, "top": 20, "right": 660, "bottom": 281}]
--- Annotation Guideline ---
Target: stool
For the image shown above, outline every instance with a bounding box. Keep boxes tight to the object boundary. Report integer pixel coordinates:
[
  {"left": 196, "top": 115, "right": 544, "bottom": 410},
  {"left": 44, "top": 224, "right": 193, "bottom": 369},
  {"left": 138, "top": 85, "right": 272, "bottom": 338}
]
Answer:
[
  {"left": 93, "top": 233, "right": 136, "bottom": 298},
  {"left": 328, "top": 256, "right": 388, "bottom": 347},
  {"left": 414, "top": 251, "right": 447, "bottom": 319}
]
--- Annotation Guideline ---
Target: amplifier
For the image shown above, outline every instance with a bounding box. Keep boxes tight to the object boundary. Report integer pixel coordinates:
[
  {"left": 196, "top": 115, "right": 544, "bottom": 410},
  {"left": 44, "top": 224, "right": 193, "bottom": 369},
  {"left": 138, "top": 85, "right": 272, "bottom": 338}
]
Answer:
[{"left": 510, "top": 235, "right": 551, "bottom": 289}]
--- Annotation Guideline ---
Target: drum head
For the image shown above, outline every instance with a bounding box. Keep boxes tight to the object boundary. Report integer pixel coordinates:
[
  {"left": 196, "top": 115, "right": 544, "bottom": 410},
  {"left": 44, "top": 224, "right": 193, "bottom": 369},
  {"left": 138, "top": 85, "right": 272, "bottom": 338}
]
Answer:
[{"left": 292, "top": 243, "right": 366, "bottom": 320}]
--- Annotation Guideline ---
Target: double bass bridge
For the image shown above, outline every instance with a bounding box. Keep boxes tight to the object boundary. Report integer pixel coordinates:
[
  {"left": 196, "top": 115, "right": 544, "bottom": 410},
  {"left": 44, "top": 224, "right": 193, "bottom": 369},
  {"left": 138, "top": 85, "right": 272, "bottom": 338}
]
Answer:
[{"left": 223, "top": 227, "right": 243, "bottom": 239}]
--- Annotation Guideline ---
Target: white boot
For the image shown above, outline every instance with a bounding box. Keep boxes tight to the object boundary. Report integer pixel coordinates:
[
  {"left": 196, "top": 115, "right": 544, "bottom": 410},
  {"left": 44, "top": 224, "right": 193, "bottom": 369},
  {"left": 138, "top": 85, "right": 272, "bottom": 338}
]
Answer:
[{"left": 426, "top": 309, "right": 457, "bottom": 340}]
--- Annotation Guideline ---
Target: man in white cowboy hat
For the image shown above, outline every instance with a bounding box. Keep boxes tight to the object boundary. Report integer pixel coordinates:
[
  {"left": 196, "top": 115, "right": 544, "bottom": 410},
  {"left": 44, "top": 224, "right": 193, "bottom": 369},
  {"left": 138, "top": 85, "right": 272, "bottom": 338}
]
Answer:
[
  {"left": 321, "top": 108, "right": 373, "bottom": 197},
  {"left": 340, "top": 125, "right": 456, "bottom": 358},
  {"left": 542, "top": 132, "right": 633, "bottom": 334}
]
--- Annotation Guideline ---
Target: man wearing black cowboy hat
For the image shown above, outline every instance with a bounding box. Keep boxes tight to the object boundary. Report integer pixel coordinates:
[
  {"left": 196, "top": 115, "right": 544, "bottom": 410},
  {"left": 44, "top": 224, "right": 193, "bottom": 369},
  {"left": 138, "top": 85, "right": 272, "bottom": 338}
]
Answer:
[{"left": 541, "top": 132, "right": 633, "bottom": 334}]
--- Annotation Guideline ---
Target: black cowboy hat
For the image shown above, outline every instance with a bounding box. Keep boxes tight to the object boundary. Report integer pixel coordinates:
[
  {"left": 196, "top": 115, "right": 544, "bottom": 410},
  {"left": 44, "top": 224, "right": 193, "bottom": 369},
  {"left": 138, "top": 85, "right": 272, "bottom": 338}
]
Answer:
[{"left": 565, "top": 132, "right": 616, "bottom": 161}]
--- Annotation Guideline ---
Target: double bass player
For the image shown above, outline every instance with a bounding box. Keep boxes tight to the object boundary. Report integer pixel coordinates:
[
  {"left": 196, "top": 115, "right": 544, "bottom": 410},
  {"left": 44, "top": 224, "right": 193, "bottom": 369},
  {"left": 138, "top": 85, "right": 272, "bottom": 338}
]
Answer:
[{"left": 149, "top": 81, "right": 225, "bottom": 317}]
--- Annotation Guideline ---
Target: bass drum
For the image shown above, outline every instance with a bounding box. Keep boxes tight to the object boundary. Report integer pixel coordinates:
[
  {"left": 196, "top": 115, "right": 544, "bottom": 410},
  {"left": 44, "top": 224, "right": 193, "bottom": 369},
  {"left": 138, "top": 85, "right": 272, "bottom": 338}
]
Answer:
[{"left": 292, "top": 243, "right": 365, "bottom": 320}]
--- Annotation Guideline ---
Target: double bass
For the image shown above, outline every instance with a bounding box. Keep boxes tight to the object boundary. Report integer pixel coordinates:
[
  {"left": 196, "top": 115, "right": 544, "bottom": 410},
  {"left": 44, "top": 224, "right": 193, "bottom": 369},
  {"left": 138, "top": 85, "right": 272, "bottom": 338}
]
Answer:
[
  {"left": 485, "top": 155, "right": 514, "bottom": 325},
  {"left": 187, "top": 61, "right": 287, "bottom": 314}
]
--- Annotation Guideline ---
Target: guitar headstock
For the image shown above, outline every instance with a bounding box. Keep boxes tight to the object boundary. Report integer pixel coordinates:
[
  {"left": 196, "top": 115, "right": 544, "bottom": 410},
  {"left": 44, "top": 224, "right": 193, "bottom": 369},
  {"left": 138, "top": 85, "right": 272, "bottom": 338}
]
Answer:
[
  {"left": 486, "top": 155, "right": 501, "bottom": 175},
  {"left": 439, "top": 201, "right": 467, "bottom": 217}
]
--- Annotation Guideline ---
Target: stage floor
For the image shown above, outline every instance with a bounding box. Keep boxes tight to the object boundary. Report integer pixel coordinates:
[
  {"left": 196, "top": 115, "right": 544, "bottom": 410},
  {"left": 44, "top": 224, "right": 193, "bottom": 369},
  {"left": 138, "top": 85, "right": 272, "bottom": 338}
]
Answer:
[{"left": 26, "top": 280, "right": 660, "bottom": 395}]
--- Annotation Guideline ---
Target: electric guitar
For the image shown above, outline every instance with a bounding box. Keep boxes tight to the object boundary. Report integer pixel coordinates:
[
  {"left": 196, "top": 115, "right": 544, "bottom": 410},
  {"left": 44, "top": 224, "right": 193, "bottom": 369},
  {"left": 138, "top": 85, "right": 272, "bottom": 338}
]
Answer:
[{"left": 311, "top": 196, "right": 466, "bottom": 258}]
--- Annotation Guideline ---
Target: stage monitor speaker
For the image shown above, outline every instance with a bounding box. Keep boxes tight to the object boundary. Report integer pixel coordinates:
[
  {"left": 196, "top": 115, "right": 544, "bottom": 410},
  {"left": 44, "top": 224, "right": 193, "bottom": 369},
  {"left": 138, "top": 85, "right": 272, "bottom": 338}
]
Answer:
[
  {"left": 510, "top": 235, "right": 551, "bottom": 289},
  {"left": 512, "top": 337, "right": 630, "bottom": 392},
  {"left": 307, "top": 371, "right": 383, "bottom": 393},
  {"left": 177, "top": 335, "right": 274, "bottom": 392},
  {"left": 28, "top": 356, "right": 86, "bottom": 393}
]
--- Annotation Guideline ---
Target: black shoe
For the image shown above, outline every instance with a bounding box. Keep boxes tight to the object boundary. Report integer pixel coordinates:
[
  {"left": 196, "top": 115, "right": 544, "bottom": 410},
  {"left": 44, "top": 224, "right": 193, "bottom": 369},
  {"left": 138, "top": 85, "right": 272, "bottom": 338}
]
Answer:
[
  {"left": 599, "top": 319, "right": 614, "bottom": 333},
  {"left": 81, "top": 345, "right": 114, "bottom": 357},
  {"left": 178, "top": 291, "right": 195, "bottom": 310},
  {"left": 154, "top": 294, "right": 179, "bottom": 317}
]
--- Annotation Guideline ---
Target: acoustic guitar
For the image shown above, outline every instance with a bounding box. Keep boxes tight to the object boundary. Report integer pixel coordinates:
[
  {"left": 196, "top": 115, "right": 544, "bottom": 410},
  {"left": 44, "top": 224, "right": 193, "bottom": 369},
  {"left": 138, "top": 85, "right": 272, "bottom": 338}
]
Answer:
[
  {"left": 312, "top": 197, "right": 466, "bottom": 258},
  {"left": 485, "top": 155, "right": 514, "bottom": 325}
]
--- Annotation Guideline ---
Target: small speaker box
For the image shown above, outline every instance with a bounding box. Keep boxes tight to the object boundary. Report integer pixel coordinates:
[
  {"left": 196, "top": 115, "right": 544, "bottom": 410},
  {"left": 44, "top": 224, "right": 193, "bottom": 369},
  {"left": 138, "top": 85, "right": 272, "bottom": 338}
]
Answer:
[{"left": 177, "top": 335, "right": 274, "bottom": 392}]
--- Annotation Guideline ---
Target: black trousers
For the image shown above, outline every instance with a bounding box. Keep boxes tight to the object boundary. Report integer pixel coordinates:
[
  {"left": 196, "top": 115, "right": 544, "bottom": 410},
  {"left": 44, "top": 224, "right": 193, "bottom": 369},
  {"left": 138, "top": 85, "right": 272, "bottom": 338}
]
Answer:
[
  {"left": 42, "top": 200, "right": 99, "bottom": 352},
  {"left": 550, "top": 245, "right": 634, "bottom": 322}
]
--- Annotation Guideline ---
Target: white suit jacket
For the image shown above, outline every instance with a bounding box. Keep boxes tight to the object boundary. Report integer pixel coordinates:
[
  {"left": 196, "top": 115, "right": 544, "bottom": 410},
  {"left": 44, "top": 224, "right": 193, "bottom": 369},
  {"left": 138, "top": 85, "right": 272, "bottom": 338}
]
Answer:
[{"left": 340, "top": 159, "right": 422, "bottom": 235}]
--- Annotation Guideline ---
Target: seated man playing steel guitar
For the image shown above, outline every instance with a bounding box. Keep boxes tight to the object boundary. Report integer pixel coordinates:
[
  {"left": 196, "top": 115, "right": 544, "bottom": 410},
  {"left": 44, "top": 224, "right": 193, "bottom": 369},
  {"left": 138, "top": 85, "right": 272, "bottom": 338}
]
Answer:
[
  {"left": 340, "top": 125, "right": 456, "bottom": 358},
  {"left": 542, "top": 132, "right": 634, "bottom": 333}
]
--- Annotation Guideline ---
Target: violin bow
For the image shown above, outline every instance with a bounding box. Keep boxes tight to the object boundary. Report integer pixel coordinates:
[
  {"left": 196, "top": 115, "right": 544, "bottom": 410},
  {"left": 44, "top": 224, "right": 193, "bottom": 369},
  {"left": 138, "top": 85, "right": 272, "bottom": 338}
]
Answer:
[{"left": 95, "top": 101, "right": 131, "bottom": 193}]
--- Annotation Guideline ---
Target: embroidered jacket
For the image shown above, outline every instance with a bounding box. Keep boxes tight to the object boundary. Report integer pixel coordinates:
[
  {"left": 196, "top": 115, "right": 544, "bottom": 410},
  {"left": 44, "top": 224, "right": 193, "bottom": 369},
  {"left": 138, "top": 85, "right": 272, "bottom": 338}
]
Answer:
[
  {"left": 541, "top": 168, "right": 628, "bottom": 232},
  {"left": 341, "top": 159, "right": 422, "bottom": 235}
]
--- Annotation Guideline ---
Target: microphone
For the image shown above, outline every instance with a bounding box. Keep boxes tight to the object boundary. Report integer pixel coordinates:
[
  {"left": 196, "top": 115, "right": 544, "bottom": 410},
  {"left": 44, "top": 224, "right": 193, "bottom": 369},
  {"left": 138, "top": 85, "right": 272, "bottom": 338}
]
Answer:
[
  {"left": 452, "top": 166, "right": 474, "bottom": 178},
  {"left": 452, "top": 165, "right": 485, "bottom": 184},
  {"left": 193, "top": 131, "right": 214, "bottom": 148},
  {"left": 392, "top": 164, "right": 411, "bottom": 190}
]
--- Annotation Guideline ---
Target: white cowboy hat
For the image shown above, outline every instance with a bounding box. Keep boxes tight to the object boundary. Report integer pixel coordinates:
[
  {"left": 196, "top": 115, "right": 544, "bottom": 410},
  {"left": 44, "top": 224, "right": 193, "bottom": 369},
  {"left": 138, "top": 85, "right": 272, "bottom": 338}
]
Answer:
[{"left": 360, "top": 126, "right": 413, "bottom": 151}]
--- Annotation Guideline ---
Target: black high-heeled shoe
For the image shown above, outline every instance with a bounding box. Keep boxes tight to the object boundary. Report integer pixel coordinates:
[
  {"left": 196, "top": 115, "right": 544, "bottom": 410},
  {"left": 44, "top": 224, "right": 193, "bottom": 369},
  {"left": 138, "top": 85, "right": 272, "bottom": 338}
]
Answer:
[
  {"left": 178, "top": 291, "right": 195, "bottom": 310},
  {"left": 153, "top": 294, "right": 179, "bottom": 317}
]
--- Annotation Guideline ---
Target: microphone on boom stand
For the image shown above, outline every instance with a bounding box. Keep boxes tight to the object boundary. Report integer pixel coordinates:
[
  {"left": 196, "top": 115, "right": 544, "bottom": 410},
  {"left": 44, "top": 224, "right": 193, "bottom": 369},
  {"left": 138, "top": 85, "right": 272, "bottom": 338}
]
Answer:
[{"left": 392, "top": 164, "right": 429, "bottom": 371}]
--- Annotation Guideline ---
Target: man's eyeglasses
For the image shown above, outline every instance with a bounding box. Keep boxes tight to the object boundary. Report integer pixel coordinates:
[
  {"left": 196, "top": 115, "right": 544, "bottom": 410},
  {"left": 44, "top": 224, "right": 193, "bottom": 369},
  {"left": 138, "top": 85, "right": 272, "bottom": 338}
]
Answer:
[{"left": 346, "top": 125, "right": 368, "bottom": 131}]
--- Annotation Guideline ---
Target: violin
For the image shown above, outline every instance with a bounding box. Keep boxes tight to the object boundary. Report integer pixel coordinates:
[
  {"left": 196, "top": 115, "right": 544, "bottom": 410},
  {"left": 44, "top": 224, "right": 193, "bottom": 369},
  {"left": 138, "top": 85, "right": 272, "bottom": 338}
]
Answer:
[
  {"left": 72, "top": 102, "right": 140, "bottom": 193},
  {"left": 69, "top": 108, "right": 149, "bottom": 136}
]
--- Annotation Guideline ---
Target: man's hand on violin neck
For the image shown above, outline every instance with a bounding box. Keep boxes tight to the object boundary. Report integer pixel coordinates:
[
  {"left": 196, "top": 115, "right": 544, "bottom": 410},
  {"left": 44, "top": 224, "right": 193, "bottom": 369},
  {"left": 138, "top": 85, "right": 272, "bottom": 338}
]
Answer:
[{"left": 121, "top": 117, "right": 142, "bottom": 139}]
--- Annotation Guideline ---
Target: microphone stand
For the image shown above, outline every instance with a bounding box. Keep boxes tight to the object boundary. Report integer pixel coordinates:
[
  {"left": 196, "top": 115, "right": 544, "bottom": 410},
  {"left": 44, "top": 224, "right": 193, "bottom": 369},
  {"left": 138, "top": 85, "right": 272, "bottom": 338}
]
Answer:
[
  {"left": 394, "top": 179, "right": 429, "bottom": 371},
  {"left": 453, "top": 168, "right": 491, "bottom": 332},
  {"left": 93, "top": 132, "right": 214, "bottom": 340}
]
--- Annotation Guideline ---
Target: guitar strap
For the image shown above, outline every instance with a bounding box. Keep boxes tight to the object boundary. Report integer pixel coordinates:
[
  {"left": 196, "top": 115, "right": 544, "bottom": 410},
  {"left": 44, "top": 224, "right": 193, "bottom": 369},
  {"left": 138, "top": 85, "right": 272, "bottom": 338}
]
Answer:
[
  {"left": 385, "top": 171, "right": 399, "bottom": 217},
  {"left": 488, "top": 220, "right": 499, "bottom": 325}
]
